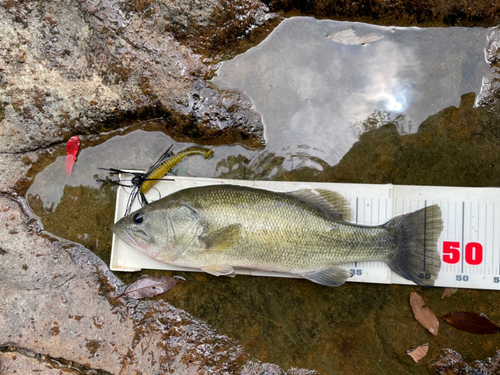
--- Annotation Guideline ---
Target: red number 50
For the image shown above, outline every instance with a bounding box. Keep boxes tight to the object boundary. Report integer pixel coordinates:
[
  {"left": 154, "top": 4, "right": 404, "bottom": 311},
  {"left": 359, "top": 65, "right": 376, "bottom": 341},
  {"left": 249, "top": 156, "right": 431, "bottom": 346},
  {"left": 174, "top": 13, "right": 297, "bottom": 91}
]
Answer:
[{"left": 443, "top": 241, "right": 483, "bottom": 265}]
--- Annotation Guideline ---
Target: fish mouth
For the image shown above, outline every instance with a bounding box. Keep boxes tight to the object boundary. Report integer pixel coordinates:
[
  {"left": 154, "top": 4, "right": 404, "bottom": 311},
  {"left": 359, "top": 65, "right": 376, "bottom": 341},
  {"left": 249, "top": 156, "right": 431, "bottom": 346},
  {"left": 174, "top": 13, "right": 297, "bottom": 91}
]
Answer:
[{"left": 111, "top": 223, "right": 150, "bottom": 251}]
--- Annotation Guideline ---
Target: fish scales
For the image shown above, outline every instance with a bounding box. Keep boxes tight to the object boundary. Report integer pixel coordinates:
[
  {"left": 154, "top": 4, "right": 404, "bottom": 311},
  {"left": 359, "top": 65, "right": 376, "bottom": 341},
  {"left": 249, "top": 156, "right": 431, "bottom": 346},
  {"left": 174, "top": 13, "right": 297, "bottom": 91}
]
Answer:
[
  {"left": 176, "top": 186, "right": 392, "bottom": 270},
  {"left": 112, "top": 184, "right": 443, "bottom": 287}
]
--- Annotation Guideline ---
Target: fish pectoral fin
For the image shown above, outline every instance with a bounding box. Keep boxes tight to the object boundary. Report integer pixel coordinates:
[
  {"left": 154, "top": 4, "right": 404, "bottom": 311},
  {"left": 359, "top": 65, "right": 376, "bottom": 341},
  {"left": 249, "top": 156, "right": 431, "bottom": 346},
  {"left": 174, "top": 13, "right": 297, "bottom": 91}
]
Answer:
[
  {"left": 301, "top": 266, "right": 351, "bottom": 287},
  {"left": 201, "top": 224, "right": 241, "bottom": 253},
  {"left": 201, "top": 264, "right": 235, "bottom": 277},
  {"left": 286, "top": 189, "right": 352, "bottom": 222}
]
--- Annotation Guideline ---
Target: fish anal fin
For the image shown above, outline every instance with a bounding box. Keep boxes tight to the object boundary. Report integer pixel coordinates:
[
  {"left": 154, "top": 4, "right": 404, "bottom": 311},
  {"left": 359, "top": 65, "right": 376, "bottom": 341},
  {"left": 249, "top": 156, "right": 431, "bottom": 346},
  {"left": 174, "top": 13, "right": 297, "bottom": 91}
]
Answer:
[
  {"left": 287, "top": 189, "right": 352, "bottom": 221},
  {"left": 301, "top": 266, "right": 351, "bottom": 287},
  {"left": 201, "top": 224, "right": 241, "bottom": 253},
  {"left": 201, "top": 264, "right": 235, "bottom": 277}
]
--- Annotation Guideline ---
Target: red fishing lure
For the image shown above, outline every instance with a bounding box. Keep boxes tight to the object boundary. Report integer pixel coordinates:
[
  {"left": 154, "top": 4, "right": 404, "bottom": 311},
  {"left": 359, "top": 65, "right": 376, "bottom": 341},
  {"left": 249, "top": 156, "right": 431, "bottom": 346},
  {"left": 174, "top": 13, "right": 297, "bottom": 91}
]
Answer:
[{"left": 65, "top": 136, "right": 80, "bottom": 176}]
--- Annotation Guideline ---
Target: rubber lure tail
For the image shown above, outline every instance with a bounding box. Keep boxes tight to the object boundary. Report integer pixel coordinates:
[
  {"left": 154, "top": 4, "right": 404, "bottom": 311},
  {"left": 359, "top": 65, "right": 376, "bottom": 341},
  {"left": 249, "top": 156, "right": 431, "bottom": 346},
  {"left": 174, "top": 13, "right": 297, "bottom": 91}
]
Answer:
[
  {"left": 96, "top": 145, "right": 213, "bottom": 215},
  {"left": 140, "top": 146, "right": 213, "bottom": 194}
]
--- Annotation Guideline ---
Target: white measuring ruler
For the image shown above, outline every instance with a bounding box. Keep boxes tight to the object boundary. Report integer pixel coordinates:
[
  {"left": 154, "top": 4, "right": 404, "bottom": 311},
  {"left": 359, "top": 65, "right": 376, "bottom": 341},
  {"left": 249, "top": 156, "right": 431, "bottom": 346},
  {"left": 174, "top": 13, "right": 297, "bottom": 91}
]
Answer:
[{"left": 110, "top": 176, "right": 500, "bottom": 290}]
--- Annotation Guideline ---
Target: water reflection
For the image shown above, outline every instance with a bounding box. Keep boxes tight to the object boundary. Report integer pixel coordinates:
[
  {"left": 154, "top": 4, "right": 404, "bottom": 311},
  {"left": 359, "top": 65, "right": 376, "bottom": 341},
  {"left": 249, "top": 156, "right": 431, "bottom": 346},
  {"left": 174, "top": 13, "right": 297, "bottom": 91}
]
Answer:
[
  {"left": 327, "top": 92, "right": 500, "bottom": 187},
  {"left": 212, "top": 17, "right": 491, "bottom": 168}
]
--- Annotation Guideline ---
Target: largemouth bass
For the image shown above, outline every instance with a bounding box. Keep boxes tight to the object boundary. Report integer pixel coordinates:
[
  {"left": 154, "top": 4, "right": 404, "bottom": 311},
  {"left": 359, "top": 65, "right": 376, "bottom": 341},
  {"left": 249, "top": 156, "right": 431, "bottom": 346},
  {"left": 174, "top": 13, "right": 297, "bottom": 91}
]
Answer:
[{"left": 112, "top": 185, "right": 443, "bottom": 287}]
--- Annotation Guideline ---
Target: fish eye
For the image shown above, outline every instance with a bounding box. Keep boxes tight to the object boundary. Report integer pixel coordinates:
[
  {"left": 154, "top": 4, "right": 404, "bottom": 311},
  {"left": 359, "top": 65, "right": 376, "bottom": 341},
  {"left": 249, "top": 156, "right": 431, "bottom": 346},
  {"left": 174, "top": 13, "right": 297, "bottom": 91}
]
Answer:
[{"left": 133, "top": 213, "right": 144, "bottom": 224}]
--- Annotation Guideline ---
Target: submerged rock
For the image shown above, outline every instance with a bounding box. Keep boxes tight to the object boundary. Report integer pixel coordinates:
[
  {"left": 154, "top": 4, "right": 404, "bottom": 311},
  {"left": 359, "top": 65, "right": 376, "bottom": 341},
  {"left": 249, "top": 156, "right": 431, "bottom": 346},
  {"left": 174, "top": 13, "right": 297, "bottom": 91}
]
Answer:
[
  {"left": 328, "top": 93, "right": 500, "bottom": 187},
  {"left": 432, "top": 348, "right": 500, "bottom": 375}
]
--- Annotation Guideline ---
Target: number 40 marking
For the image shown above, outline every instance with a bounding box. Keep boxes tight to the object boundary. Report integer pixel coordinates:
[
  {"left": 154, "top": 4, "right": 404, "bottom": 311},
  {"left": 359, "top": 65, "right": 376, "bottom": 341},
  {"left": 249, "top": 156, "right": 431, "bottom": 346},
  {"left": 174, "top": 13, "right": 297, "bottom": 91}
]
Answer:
[{"left": 442, "top": 241, "right": 483, "bottom": 265}]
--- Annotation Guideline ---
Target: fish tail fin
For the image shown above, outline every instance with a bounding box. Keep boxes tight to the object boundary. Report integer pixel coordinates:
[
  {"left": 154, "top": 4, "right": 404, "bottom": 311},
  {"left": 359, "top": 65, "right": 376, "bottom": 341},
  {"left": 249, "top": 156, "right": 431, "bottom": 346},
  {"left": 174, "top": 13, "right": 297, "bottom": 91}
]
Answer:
[{"left": 385, "top": 205, "right": 443, "bottom": 287}]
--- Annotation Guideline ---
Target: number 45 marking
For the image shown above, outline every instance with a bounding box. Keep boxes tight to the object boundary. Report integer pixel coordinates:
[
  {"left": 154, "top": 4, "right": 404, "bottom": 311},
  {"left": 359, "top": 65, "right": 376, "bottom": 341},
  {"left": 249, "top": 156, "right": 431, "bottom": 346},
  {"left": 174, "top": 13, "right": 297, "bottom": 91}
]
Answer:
[{"left": 443, "top": 241, "right": 483, "bottom": 265}]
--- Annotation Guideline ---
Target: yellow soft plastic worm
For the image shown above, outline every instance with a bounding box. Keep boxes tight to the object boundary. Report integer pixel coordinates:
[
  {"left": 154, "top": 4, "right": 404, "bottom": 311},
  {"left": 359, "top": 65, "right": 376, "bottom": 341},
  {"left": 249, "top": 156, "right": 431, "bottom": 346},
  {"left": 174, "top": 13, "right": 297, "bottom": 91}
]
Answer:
[{"left": 140, "top": 146, "right": 214, "bottom": 194}]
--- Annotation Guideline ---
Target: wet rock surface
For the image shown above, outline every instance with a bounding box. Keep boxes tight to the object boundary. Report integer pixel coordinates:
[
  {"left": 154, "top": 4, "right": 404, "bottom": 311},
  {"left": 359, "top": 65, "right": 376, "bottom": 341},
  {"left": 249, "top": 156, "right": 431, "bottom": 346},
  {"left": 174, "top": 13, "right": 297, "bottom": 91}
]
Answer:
[
  {"left": 162, "top": 0, "right": 280, "bottom": 60},
  {"left": 0, "top": 351, "right": 69, "bottom": 375},
  {"left": 0, "top": 0, "right": 267, "bottom": 154},
  {"left": 264, "top": 0, "right": 500, "bottom": 27}
]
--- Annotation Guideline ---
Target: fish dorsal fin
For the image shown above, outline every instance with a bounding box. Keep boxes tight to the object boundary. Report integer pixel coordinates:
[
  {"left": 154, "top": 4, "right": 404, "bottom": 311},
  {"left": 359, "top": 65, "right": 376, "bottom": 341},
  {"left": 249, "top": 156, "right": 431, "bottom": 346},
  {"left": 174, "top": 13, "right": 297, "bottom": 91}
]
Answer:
[
  {"left": 286, "top": 188, "right": 352, "bottom": 221},
  {"left": 301, "top": 266, "right": 351, "bottom": 286},
  {"left": 201, "top": 264, "right": 235, "bottom": 276},
  {"left": 201, "top": 224, "right": 242, "bottom": 253}
]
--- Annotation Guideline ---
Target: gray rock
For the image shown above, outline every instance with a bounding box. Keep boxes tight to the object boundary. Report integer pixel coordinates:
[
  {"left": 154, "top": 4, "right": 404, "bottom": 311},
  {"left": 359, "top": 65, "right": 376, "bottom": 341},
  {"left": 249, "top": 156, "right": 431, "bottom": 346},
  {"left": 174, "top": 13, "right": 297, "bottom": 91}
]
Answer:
[{"left": 0, "top": 0, "right": 267, "bottom": 154}]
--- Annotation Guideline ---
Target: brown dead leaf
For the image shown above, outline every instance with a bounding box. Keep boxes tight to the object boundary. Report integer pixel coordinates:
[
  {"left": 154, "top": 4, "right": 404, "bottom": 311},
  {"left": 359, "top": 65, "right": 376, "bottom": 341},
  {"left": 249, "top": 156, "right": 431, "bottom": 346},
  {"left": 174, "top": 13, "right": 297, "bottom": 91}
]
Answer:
[
  {"left": 406, "top": 344, "right": 429, "bottom": 363},
  {"left": 409, "top": 291, "right": 439, "bottom": 336},
  {"left": 442, "top": 311, "right": 500, "bottom": 335},
  {"left": 441, "top": 288, "right": 458, "bottom": 299},
  {"left": 116, "top": 276, "right": 184, "bottom": 299}
]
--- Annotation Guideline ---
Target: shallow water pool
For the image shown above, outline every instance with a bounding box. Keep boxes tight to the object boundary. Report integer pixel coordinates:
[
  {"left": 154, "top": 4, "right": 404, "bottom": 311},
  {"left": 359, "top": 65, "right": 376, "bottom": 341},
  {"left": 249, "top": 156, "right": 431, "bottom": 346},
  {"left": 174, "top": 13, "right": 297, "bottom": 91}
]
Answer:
[{"left": 25, "top": 17, "right": 500, "bottom": 374}]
